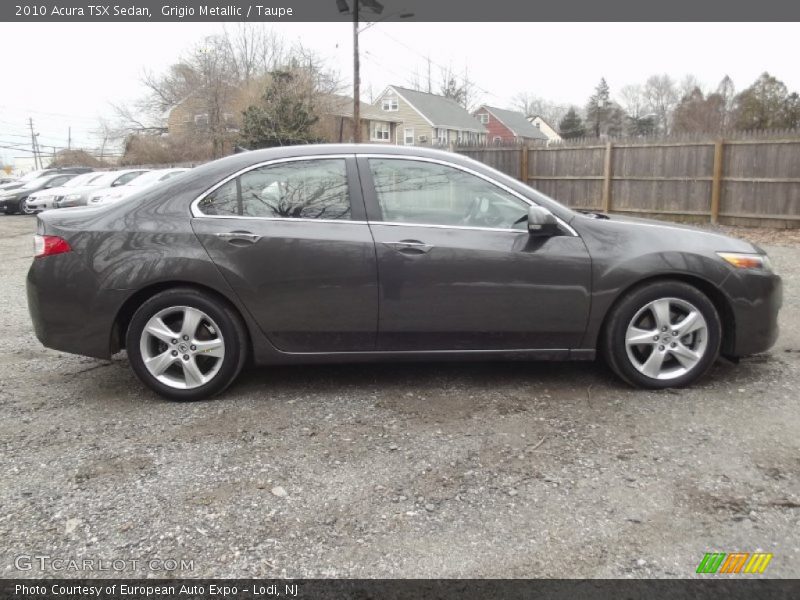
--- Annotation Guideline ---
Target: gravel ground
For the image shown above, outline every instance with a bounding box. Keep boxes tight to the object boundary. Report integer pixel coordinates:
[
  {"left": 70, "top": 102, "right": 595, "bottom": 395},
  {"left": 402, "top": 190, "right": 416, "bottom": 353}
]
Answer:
[{"left": 0, "top": 215, "right": 798, "bottom": 579}]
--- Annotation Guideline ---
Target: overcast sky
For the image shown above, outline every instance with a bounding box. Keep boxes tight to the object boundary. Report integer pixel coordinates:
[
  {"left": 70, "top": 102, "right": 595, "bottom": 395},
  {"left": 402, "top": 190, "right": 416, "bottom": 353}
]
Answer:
[{"left": 1, "top": 22, "right": 799, "bottom": 157}]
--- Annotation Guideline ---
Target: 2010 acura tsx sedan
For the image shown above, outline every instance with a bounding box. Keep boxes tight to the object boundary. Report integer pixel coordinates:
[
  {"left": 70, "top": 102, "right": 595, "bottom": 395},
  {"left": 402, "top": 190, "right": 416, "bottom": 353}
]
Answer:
[{"left": 27, "top": 145, "right": 781, "bottom": 401}]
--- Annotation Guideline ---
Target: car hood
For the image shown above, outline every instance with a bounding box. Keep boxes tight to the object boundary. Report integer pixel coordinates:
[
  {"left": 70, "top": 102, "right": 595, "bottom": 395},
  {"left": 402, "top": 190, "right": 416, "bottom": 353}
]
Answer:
[{"left": 574, "top": 212, "right": 759, "bottom": 256}]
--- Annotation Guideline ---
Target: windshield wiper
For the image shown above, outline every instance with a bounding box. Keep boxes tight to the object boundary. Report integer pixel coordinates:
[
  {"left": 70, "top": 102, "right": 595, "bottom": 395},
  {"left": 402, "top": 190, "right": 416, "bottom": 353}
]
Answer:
[{"left": 579, "top": 210, "right": 609, "bottom": 219}]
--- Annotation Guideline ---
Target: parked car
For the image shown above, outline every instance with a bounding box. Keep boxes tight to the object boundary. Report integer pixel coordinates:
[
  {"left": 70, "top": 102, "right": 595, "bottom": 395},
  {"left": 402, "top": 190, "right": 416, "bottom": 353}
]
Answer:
[
  {"left": 88, "top": 168, "right": 189, "bottom": 206},
  {"left": 27, "top": 145, "right": 782, "bottom": 401},
  {"left": 26, "top": 172, "right": 107, "bottom": 212},
  {"left": 0, "top": 173, "right": 79, "bottom": 214},
  {"left": 0, "top": 176, "right": 16, "bottom": 185},
  {"left": 57, "top": 169, "right": 149, "bottom": 208},
  {"left": 0, "top": 167, "right": 92, "bottom": 194}
]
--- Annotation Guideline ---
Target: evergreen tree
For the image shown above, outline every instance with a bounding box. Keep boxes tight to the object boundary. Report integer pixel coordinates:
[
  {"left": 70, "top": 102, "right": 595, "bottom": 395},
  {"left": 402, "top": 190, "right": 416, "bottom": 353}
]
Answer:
[
  {"left": 559, "top": 107, "right": 586, "bottom": 139},
  {"left": 239, "top": 70, "right": 322, "bottom": 148},
  {"left": 733, "top": 72, "right": 792, "bottom": 130},
  {"left": 585, "top": 78, "right": 612, "bottom": 137}
]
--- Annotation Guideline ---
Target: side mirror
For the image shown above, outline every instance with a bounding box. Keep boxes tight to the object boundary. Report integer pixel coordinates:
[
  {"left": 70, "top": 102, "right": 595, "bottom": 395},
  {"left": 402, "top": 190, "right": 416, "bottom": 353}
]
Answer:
[{"left": 527, "top": 205, "right": 559, "bottom": 236}]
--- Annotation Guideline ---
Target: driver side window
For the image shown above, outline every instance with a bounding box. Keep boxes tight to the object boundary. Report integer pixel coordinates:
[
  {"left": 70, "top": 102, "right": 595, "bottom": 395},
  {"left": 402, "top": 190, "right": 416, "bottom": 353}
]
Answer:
[{"left": 368, "top": 158, "right": 529, "bottom": 230}]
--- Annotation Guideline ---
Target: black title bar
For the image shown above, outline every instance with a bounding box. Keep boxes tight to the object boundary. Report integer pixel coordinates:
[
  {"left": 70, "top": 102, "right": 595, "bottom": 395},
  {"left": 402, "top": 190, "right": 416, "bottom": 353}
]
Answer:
[
  {"left": 3, "top": 579, "right": 800, "bottom": 600},
  {"left": 2, "top": 0, "right": 800, "bottom": 22}
]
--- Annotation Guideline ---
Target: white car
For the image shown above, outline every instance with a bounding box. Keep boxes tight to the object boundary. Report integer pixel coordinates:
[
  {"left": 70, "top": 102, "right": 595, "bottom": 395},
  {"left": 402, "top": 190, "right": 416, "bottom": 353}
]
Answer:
[
  {"left": 88, "top": 168, "right": 189, "bottom": 206},
  {"left": 58, "top": 169, "right": 149, "bottom": 208},
  {"left": 26, "top": 172, "right": 106, "bottom": 211}
]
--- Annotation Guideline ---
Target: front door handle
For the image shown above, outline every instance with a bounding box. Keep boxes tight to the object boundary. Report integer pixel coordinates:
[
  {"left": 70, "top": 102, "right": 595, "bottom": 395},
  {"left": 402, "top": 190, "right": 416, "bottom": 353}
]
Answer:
[
  {"left": 382, "top": 240, "right": 434, "bottom": 255},
  {"left": 215, "top": 231, "right": 261, "bottom": 245}
]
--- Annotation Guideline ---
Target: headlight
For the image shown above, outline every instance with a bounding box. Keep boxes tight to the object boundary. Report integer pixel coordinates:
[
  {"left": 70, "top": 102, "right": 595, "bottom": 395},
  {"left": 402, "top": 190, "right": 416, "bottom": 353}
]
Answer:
[{"left": 717, "top": 252, "right": 773, "bottom": 272}]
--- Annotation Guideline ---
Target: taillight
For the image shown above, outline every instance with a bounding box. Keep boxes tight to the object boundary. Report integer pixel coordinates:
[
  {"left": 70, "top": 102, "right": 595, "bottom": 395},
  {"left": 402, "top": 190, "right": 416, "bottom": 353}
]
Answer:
[{"left": 33, "top": 235, "right": 71, "bottom": 258}]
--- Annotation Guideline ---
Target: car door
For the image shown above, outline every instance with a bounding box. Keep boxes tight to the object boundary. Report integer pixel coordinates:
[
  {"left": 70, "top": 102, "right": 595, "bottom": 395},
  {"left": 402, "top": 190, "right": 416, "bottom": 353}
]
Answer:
[
  {"left": 357, "top": 156, "right": 592, "bottom": 351},
  {"left": 191, "top": 155, "right": 378, "bottom": 353}
]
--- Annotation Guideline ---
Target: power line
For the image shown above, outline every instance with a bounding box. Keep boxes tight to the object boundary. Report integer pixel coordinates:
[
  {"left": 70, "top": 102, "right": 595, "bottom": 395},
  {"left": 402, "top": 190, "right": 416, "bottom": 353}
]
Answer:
[{"left": 373, "top": 28, "right": 507, "bottom": 104}]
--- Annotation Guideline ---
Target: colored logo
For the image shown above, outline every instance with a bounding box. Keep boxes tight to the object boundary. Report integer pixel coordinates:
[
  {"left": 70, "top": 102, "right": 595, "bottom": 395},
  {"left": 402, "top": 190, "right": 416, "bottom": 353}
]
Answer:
[{"left": 696, "top": 552, "right": 773, "bottom": 574}]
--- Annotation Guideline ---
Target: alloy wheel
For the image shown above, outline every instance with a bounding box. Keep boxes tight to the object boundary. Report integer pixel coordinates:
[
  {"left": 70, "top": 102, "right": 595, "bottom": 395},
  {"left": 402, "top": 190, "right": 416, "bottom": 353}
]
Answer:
[
  {"left": 624, "top": 297, "right": 709, "bottom": 380},
  {"left": 139, "top": 305, "right": 225, "bottom": 390}
]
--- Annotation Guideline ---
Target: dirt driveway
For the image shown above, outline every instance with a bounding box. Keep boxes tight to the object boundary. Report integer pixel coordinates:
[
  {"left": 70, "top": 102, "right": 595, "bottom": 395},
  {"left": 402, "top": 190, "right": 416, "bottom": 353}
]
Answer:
[{"left": 0, "top": 215, "right": 798, "bottom": 578}]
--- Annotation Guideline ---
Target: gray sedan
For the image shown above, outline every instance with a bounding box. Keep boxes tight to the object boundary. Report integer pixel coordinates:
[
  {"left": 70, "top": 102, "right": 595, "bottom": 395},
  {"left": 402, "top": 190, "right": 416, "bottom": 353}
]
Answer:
[{"left": 26, "top": 145, "right": 781, "bottom": 401}]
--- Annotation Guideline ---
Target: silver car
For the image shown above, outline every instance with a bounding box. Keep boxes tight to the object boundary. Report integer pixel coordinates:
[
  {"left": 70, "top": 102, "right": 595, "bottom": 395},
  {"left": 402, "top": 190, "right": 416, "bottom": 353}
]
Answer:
[
  {"left": 58, "top": 169, "right": 149, "bottom": 208},
  {"left": 26, "top": 172, "right": 105, "bottom": 212}
]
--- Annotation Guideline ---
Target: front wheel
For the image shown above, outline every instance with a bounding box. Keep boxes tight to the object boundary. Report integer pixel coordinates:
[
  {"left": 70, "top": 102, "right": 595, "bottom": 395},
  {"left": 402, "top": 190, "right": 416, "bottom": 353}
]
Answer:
[
  {"left": 602, "top": 281, "right": 722, "bottom": 388},
  {"left": 21, "top": 198, "right": 37, "bottom": 215},
  {"left": 126, "top": 288, "right": 248, "bottom": 401}
]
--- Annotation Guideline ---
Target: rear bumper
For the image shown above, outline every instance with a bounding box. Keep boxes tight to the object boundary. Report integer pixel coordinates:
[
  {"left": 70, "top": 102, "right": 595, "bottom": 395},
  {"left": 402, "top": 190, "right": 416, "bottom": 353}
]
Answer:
[
  {"left": 721, "top": 269, "right": 782, "bottom": 356},
  {"left": 27, "top": 253, "right": 127, "bottom": 359}
]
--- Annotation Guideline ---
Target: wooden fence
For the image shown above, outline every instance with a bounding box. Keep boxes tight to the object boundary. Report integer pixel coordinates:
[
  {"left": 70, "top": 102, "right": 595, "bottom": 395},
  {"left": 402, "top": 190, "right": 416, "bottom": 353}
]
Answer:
[{"left": 456, "top": 132, "right": 800, "bottom": 228}]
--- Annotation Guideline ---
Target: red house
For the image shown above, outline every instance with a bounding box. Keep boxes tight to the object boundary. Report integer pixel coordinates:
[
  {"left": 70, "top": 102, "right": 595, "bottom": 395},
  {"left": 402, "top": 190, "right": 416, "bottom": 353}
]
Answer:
[{"left": 472, "top": 105, "right": 549, "bottom": 145}]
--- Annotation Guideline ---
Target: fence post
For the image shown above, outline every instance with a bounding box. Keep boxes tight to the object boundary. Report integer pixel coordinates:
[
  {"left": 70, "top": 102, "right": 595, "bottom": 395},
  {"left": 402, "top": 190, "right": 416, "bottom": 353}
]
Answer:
[
  {"left": 520, "top": 145, "right": 529, "bottom": 184},
  {"left": 602, "top": 142, "right": 613, "bottom": 212},
  {"left": 710, "top": 140, "right": 724, "bottom": 224}
]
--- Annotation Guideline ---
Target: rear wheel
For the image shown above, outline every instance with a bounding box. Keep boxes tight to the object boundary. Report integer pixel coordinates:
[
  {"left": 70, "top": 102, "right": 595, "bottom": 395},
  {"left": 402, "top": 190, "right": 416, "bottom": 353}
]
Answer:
[
  {"left": 602, "top": 280, "right": 722, "bottom": 388},
  {"left": 126, "top": 288, "right": 248, "bottom": 401}
]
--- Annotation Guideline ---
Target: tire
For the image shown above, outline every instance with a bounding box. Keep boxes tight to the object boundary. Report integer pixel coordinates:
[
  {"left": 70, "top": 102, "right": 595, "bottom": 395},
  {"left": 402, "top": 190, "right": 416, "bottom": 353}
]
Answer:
[
  {"left": 21, "top": 198, "right": 36, "bottom": 215},
  {"left": 126, "top": 288, "right": 248, "bottom": 401},
  {"left": 602, "top": 280, "right": 722, "bottom": 389},
  {"left": 5, "top": 200, "right": 19, "bottom": 215}
]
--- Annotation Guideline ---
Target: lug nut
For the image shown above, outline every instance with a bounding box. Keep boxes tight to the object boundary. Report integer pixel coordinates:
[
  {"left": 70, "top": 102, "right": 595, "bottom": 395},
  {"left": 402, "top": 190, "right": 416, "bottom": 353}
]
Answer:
[
  {"left": 671, "top": 342, "right": 677, "bottom": 348},
  {"left": 661, "top": 326, "right": 668, "bottom": 332},
  {"left": 183, "top": 335, "right": 189, "bottom": 341},
  {"left": 171, "top": 350, "right": 178, "bottom": 356},
  {"left": 672, "top": 331, "right": 678, "bottom": 336},
  {"left": 653, "top": 335, "right": 659, "bottom": 341},
  {"left": 171, "top": 339, "right": 177, "bottom": 344},
  {"left": 183, "top": 355, "right": 189, "bottom": 361},
  {"left": 658, "top": 345, "right": 665, "bottom": 351},
  {"left": 190, "top": 345, "right": 196, "bottom": 351}
]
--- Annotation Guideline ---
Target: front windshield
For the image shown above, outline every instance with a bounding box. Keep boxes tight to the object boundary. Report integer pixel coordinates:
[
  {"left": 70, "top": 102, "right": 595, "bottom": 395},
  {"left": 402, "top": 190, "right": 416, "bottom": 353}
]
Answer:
[
  {"left": 63, "top": 172, "right": 102, "bottom": 188},
  {"left": 124, "top": 170, "right": 164, "bottom": 187},
  {"left": 18, "top": 170, "right": 46, "bottom": 183},
  {"left": 89, "top": 171, "right": 126, "bottom": 187}
]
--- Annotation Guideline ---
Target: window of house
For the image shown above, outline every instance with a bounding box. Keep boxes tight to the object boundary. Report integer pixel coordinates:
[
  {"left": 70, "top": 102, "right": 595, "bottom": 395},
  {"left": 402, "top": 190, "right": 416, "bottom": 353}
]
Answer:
[
  {"left": 403, "top": 128, "right": 415, "bottom": 145},
  {"left": 371, "top": 122, "right": 390, "bottom": 141},
  {"left": 197, "top": 159, "right": 351, "bottom": 220},
  {"left": 382, "top": 96, "right": 399, "bottom": 111},
  {"left": 478, "top": 113, "right": 489, "bottom": 124},
  {"left": 493, "top": 136, "right": 503, "bottom": 145},
  {"left": 437, "top": 128, "right": 448, "bottom": 145},
  {"left": 194, "top": 113, "right": 209, "bottom": 128},
  {"left": 368, "top": 158, "right": 529, "bottom": 230}
]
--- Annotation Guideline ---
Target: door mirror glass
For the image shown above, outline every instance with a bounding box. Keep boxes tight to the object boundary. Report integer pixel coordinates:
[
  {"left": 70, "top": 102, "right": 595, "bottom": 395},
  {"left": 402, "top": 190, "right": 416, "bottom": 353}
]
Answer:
[{"left": 527, "top": 205, "right": 559, "bottom": 236}]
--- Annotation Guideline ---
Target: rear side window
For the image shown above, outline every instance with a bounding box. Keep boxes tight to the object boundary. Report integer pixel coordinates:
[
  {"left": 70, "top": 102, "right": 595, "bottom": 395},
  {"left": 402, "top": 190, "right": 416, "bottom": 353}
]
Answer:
[{"left": 197, "top": 159, "right": 351, "bottom": 220}]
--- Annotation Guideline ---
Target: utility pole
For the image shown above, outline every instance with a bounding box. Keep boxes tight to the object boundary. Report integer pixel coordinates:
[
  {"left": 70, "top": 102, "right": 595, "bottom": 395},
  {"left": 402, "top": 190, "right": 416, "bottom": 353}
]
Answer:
[
  {"left": 68, "top": 126, "right": 72, "bottom": 150},
  {"left": 28, "top": 118, "right": 40, "bottom": 170},
  {"left": 352, "top": 0, "right": 360, "bottom": 143}
]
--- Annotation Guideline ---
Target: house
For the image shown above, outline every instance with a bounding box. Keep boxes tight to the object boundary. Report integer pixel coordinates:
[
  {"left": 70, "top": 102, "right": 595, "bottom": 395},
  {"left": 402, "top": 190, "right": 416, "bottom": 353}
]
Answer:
[
  {"left": 472, "top": 105, "right": 549, "bottom": 145},
  {"left": 162, "top": 94, "right": 239, "bottom": 137},
  {"left": 318, "top": 94, "right": 401, "bottom": 144},
  {"left": 528, "top": 115, "right": 562, "bottom": 143},
  {"left": 373, "top": 85, "right": 486, "bottom": 146}
]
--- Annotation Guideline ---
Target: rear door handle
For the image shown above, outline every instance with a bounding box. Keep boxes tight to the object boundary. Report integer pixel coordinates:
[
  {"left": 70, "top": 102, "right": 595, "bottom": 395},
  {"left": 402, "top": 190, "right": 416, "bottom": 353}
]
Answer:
[
  {"left": 215, "top": 231, "right": 261, "bottom": 245},
  {"left": 382, "top": 240, "right": 434, "bottom": 254}
]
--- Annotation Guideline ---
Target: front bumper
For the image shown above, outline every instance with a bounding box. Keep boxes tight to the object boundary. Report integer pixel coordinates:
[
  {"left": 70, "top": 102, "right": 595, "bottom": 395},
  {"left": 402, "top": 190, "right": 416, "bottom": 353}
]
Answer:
[
  {"left": 57, "top": 197, "right": 86, "bottom": 208},
  {"left": 720, "top": 268, "right": 782, "bottom": 356},
  {"left": 0, "top": 195, "right": 22, "bottom": 211}
]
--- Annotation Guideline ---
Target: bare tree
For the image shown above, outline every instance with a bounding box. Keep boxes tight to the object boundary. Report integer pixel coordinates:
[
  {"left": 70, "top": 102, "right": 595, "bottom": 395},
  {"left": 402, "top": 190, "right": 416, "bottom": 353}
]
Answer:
[
  {"left": 643, "top": 74, "right": 679, "bottom": 134},
  {"left": 511, "top": 92, "right": 567, "bottom": 127},
  {"left": 91, "top": 117, "right": 123, "bottom": 163}
]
